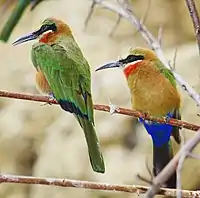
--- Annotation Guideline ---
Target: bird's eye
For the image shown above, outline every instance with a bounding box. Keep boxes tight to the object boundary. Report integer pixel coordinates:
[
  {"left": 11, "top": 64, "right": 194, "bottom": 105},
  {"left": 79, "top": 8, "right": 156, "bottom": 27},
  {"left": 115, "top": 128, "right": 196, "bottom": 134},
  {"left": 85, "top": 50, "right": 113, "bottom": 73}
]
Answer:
[
  {"left": 41, "top": 24, "right": 57, "bottom": 33},
  {"left": 126, "top": 55, "right": 135, "bottom": 61},
  {"left": 125, "top": 54, "right": 144, "bottom": 63},
  {"left": 49, "top": 24, "right": 57, "bottom": 32}
]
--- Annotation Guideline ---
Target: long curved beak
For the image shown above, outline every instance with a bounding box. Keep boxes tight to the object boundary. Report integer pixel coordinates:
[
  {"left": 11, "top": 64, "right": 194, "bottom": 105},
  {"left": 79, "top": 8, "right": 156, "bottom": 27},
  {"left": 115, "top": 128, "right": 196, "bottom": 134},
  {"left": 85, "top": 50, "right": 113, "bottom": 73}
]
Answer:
[
  {"left": 95, "top": 61, "right": 123, "bottom": 72},
  {"left": 12, "top": 24, "right": 47, "bottom": 46},
  {"left": 12, "top": 32, "right": 39, "bottom": 46}
]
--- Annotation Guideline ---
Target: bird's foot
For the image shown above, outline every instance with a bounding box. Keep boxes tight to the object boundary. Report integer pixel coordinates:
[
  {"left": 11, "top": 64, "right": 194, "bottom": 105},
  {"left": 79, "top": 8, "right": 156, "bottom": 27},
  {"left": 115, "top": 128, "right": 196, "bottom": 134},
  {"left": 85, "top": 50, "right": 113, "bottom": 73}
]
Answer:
[
  {"left": 40, "top": 93, "right": 56, "bottom": 106},
  {"left": 107, "top": 97, "right": 119, "bottom": 115},
  {"left": 46, "top": 93, "right": 56, "bottom": 105},
  {"left": 163, "top": 115, "right": 171, "bottom": 123},
  {"left": 141, "top": 112, "right": 153, "bottom": 125}
]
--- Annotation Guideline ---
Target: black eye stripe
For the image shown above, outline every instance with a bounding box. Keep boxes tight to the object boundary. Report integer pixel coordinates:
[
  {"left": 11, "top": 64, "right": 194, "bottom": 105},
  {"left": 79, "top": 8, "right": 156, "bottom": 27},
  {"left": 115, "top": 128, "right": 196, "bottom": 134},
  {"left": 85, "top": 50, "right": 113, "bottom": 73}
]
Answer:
[
  {"left": 41, "top": 24, "right": 57, "bottom": 32},
  {"left": 49, "top": 24, "right": 57, "bottom": 32},
  {"left": 119, "top": 54, "right": 144, "bottom": 64}
]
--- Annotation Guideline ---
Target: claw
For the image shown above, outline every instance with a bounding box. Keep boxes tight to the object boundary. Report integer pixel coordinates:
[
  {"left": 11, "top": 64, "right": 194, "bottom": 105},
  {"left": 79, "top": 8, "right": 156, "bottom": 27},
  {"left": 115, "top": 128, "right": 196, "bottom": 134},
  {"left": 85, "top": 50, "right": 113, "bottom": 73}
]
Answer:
[
  {"left": 40, "top": 92, "right": 56, "bottom": 106},
  {"left": 107, "top": 97, "right": 119, "bottom": 115},
  {"left": 143, "top": 112, "right": 153, "bottom": 125},
  {"left": 163, "top": 114, "right": 171, "bottom": 123}
]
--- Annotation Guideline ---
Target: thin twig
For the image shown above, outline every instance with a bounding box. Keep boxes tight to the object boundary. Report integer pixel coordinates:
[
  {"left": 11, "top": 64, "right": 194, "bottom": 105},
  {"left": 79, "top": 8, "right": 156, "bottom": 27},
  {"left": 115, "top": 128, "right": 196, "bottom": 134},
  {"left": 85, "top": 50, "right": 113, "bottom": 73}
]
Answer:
[
  {"left": 188, "top": 152, "right": 200, "bottom": 160},
  {"left": 86, "top": 0, "right": 200, "bottom": 106},
  {"left": 172, "top": 47, "right": 178, "bottom": 70},
  {"left": 185, "top": 0, "right": 200, "bottom": 54},
  {"left": 145, "top": 129, "right": 200, "bottom": 198},
  {"left": 136, "top": 174, "right": 152, "bottom": 185},
  {"left": 0, "top": 90, "right": 199, "bottom": 132},
  {"left": 109, "top": 14, "right": 121, "bottom": 37},
  {"left": 176, "top": 155, "right": 185, "bottom": 198},
  {"left": 157, "top": 25, "right": 163, "bottom": 47},
  {"left": 0, "top": 173, "right": 199, "bottom": 197}
]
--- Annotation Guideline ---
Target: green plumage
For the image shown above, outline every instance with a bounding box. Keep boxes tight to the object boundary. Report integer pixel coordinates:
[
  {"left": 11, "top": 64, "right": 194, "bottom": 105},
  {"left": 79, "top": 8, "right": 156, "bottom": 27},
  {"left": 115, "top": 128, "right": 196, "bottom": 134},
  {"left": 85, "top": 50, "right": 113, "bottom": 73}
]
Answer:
[{"left": 31, "top": 35, "right": 105, "bottom": 173}]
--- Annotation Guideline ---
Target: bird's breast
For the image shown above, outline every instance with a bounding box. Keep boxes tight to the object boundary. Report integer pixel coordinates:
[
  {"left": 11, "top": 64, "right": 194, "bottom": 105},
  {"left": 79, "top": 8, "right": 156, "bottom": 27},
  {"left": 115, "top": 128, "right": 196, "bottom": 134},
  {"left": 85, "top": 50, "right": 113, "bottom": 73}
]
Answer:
[
  {"left": 127, "top": 66, "right": 180, "bottom": 117},
  {"left": 35, "top": 71, "right": 52, "bottom": 95}
]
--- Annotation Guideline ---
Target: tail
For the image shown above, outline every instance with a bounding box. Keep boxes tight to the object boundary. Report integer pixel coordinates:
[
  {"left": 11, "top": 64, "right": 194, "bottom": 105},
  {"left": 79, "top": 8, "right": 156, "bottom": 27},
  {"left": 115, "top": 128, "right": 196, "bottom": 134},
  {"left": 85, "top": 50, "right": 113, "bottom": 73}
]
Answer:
[
  {"left": 58, "top": 98, "right": 105, "bottom": 173},
  {"left": 76, "top": 115, "right": 105, "bottom": 173},
  {"left": 153, "top": 141, "right": 176, "bottom": 188},
  {"left": 140, "top": 110, "right": 181, "bottom": 188}
]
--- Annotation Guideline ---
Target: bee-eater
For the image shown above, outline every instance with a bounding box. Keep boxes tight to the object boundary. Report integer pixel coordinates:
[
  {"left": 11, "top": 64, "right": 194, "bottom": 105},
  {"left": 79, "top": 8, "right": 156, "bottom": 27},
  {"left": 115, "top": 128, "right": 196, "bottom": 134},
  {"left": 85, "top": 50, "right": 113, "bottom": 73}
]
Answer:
[
  {"left": 95, "top": 47, "right": 181, "bottom": 187},
  {"left": 12, "top": 18, "right": 105, "bottom": 173}
]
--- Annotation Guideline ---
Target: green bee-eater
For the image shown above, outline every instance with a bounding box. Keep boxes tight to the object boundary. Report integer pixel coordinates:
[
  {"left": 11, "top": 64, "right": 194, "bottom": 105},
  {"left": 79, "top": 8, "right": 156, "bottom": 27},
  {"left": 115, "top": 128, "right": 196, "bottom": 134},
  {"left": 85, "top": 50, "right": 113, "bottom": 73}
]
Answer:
[{"left": 12, "top": 18, "right": 105, "bottom": 173}]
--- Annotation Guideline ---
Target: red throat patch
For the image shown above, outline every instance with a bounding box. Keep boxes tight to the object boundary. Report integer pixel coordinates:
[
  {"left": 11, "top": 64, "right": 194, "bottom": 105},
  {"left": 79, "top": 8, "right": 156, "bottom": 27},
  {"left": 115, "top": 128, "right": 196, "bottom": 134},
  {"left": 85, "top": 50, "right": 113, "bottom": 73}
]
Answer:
[
  {"left": 123, "top": 61, "right": 142, "bottom": 78},
  {"left": 39, "top": 32, "right": 54, "bottom": 43}
]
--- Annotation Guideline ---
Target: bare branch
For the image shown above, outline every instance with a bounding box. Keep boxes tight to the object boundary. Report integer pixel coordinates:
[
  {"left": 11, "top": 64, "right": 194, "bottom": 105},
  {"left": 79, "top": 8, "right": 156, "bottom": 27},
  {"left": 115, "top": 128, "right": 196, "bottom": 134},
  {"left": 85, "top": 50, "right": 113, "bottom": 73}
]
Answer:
[
  {"left": 172, "top": 47, "right": 178, "bottom": 70},
  {"left": 185, "top": 0, "right": 200, "bottom": 54},
  {"left": 0, "top": 173, "right": 199, "bottom": 197},
  {"left": 87, "top": 0, "right": 200, "bottom": 106},
  {"left": 84, "top": 0, "right": 100, "bottom": 29},
  {"left": 188, "top": 152, "right": 200, "bottom": 160},
  {"left": 136, "top": 174, "right": 152, "bottom": 185},
  {"left": 157, "top": 25, "right": 163, "bottom": 47},
  {"left": 109, "top": 14, "right": 122, "bottom": 37},
  {"left": 0, "top": 90, "right": 199, "bottom": 132},
  {"left": 176, "top": 130, "right": 186, "bottom": 198},
  {"left": 145, "top": 129, "right": 200, "bottom": 198}
]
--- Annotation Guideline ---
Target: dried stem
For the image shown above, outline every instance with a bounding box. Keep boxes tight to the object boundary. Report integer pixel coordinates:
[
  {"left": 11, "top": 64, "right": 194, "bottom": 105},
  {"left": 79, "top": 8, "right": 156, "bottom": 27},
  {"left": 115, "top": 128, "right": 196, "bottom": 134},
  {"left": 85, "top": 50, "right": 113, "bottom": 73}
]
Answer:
[
  {"left": 157, "top": 25, "right": 163, "bottom": 47},
  {"left": 185, "top": 0, "right": 200, "bottom": 54},
  {"left": 85, "top": 0, "right": 200, "bottom": 106},
  {"left": 0, "top": 90, "right": 199, "bottom": 132},
  {"left": 145, "top": 129, "right": 200, "bottom": 198},
  {"left": 0, "top": 173, "right": 199, "bottom": 197},
  {"left": 176, "top": 130, "right": 186, "bottom": 198}
]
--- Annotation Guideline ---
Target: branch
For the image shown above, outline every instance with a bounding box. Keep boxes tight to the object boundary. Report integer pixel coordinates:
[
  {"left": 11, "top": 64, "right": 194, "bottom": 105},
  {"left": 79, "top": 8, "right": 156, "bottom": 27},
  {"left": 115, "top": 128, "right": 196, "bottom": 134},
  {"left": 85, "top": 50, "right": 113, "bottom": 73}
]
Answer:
[
  {"left": 85, "top": 0, "right": 200, "bottom": 106},
  {"left": 0, "top": 90, "right": 199, "bottom": 132},
  {"left": 145, "top": 129, "right": 200, "bottom": 198},
  {"left": 185, "top": 0, "right": 200, "bottom": 54},
  {"left": 0, "top": 173, "right": 200, "bottom": 197}
]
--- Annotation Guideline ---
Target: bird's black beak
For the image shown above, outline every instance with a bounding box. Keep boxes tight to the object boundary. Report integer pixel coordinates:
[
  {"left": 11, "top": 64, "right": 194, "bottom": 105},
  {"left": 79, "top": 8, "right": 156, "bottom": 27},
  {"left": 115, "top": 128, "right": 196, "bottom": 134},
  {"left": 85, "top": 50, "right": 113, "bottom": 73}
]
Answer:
[
  {"left": 95, "top": 61, "right": 123, "bottom": 72},
  {"left": 12, "top": 32, "right": 39, "bottom": 46},
  {"left": 12, "top": 25, "right": 50, "bottom": 46},
  {"left": 95, "top": 54, "right": 145, "bottom": 72}
]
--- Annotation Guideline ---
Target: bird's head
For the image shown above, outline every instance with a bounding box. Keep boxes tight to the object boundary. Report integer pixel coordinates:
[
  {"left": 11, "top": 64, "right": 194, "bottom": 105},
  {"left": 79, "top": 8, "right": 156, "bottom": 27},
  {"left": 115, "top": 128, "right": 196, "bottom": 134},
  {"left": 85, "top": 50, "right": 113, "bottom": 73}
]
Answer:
[
  {"left": 95, "top": 47, "right": 157, "bottom": 77},
  {"left": 12, "top": 18, "right": 72, "bottom": 46}
]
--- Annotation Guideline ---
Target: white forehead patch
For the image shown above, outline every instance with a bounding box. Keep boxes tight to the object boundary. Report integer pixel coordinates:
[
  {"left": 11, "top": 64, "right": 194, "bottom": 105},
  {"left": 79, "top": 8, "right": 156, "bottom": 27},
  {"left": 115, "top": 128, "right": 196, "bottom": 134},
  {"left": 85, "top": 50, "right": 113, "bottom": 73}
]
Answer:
[{"left": 124, "top": 59, "right": 143, "bottom": 69}]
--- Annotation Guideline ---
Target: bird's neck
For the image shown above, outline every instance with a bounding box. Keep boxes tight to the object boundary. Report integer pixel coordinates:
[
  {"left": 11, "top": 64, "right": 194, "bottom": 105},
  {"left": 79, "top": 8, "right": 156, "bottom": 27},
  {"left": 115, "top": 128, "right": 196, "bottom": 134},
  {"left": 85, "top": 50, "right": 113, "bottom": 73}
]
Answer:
[
  {"left": 123, "top": 60, "right": 143, "bottom": 78},
  {"left": 39, "top": 31, "right": 70, "bottom": 44}
]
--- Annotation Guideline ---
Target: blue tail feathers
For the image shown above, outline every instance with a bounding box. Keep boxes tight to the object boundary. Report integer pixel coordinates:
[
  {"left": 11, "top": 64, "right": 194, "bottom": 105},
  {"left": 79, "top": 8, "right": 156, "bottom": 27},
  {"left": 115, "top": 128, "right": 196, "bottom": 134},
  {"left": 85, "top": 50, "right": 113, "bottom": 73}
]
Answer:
[{"left": 139, "top": 112, "right": 173, "bottom": 147}]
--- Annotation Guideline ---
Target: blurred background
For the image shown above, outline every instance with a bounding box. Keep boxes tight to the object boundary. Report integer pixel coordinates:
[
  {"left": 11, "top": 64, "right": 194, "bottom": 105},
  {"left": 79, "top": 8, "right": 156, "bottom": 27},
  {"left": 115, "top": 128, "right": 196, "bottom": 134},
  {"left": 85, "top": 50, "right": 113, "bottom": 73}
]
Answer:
[{"left": 0, "top": 0, "right": 200, "bottom": 197}]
